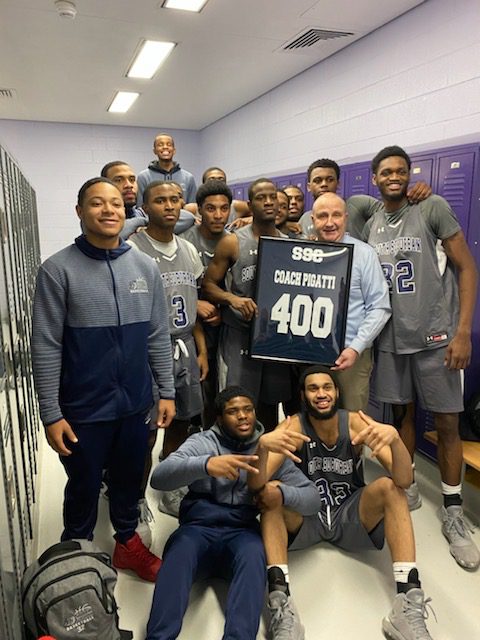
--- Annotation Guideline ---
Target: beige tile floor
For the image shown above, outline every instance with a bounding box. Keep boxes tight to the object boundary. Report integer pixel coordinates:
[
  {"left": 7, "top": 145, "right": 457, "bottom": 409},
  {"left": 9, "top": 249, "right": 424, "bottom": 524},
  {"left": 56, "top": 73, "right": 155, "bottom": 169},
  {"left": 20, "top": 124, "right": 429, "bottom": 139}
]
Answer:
[{"left": 34, "top": 432, "right": 480, "bottom": 640}]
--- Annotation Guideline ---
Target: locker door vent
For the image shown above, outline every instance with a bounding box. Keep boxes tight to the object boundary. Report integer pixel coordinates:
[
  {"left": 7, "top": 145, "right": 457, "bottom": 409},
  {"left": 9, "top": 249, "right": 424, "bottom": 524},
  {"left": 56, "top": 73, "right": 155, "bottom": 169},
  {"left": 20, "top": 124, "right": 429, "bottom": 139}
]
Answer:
[
  {"left": 282, "top": 28, "right": 354, "bottom": 50},
  {"left": 0, "top": 89, "right": 16, "bottom": 100},
  {"left": 442, "top": 174, "right": 467, "bottom": 210}
]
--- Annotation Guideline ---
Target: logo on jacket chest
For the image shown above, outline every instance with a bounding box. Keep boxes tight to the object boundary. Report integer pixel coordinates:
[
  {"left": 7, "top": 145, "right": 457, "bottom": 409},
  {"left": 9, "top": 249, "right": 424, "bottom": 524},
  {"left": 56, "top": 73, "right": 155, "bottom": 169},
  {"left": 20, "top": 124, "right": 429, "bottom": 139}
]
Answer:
[{"left": 129, "top": 277, "right": 149, "bottom": 293}]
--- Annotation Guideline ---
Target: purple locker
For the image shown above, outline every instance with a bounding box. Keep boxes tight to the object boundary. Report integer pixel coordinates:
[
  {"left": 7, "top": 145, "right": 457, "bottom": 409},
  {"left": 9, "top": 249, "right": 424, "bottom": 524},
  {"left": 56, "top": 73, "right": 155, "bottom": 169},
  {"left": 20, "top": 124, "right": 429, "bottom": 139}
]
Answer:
[
  {"left": 415, "top": 408, "right": 438, "bottom": 462},
  {"left": 344, "top": 163, "right": 370, "bottom": 199},
  {"left": 231, "top": 185, "right": 247, "bottom": 201},
  {"left": 409, "top": 156, "right": 434, "bottom": 189},
  {"left": 436, "top": 150, "right": 475, "bottom": 234},
  {"left": 276, "top": 175, "right": 293, "bottom": 190}
]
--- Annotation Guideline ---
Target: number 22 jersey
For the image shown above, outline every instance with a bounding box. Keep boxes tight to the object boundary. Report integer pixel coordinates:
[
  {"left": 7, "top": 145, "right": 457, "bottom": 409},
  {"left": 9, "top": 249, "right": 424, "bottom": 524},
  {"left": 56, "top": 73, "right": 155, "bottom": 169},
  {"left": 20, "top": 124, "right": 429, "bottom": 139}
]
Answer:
[{"left": 364, "top": 195, "right": 460, "bottom": 354}]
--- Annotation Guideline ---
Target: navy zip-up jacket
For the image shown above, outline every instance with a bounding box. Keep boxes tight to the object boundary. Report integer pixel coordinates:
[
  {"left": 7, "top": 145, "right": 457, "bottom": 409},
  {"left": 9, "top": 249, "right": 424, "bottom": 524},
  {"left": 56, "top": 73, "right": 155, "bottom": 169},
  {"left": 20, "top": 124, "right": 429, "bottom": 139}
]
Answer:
[{"left": 32, "top": 235, "right": 175, "bottom": 426}]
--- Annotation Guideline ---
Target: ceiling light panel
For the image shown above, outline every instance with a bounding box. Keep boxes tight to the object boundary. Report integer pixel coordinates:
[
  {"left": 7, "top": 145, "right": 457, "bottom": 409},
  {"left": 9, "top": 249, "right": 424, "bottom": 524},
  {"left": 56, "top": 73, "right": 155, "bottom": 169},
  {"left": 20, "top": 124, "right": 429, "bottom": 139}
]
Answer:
[
  {"left": 127, "top": 40, "right": 175, "bottom": 79},
  {"left": 108, "top": 91, "right": 139, "bottom": 113},
  {"left": 162, "top": 0, "right": 209, "bottom": 12}
]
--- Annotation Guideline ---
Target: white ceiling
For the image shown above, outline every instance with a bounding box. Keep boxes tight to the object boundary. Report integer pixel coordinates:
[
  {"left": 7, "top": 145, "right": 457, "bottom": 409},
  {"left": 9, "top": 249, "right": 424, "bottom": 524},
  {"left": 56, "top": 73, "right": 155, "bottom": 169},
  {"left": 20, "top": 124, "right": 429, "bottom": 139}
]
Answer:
[{"left": 0, "top": 0, "right": 425, "bottom": 130}]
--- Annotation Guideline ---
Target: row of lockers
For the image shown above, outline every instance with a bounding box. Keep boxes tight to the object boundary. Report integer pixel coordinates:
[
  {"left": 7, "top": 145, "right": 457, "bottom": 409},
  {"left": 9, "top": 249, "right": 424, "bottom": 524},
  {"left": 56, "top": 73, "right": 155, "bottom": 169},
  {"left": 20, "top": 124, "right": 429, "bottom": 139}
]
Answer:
[
  {"left": 0, "top": 145, "right": 41, "bottom": 639},
  {"left": 230, "top": 142, "right": 480, "bottom": 459},
  {"left": 230, "top": 143, "right": 480, "bottom": 240}
]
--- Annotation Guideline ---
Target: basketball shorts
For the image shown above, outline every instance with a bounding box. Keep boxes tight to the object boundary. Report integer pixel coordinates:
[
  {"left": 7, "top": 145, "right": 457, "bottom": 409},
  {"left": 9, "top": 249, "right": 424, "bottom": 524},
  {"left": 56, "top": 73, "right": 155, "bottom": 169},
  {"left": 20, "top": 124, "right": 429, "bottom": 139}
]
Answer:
[
  {"left": 373, "top": 347, "right": 463, "bottom": 413},
  {"left": 288, "top": 488, "right": 384, "bottom": 552}
]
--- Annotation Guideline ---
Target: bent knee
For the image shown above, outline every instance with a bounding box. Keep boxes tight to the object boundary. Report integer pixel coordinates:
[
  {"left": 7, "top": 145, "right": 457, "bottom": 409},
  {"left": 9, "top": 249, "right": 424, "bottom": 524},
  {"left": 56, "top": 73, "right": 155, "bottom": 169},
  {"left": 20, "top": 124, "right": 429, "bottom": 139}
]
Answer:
[{"left": 371, "top": 477, "right": 406, "bottom": 502}]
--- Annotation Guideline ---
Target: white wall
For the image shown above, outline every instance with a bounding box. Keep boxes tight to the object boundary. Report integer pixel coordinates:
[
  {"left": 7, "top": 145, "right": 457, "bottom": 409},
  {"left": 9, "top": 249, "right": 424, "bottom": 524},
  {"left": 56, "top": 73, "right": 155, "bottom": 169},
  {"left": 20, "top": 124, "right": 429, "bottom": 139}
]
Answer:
[
  {"left": 1, "top": 0, "right": 480, "bottom": 257},
  {"left": 201, "top": 0, "right": 480, "bottom": 181},
  {"left": 0, "top": 121, "right": 200, "bottom": 258}
]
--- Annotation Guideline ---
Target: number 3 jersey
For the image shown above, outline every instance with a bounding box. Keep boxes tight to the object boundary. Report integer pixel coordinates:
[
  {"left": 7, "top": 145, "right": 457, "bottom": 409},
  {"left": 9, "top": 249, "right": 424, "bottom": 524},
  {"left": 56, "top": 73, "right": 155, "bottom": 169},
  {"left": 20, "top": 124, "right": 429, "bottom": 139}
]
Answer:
[
  {"left": 129, "top": 230, "right": 203, "bottom": 336},
  {"left": 365, "top": 195, "right": 461, "bottom": 354},
  {"left": 296, "top": 409, "right": 364, "bottom": 524}
]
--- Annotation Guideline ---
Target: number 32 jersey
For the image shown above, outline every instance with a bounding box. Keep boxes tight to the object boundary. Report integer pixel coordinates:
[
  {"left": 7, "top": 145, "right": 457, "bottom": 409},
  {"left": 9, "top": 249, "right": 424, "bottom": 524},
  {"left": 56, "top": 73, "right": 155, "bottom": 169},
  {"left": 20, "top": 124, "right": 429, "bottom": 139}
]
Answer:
[
  {"left": 365, "top": 195, "right": 460, "bottom": 354},
  {"left": 296, "top": 410, "right": 364, "bottom": 521}
]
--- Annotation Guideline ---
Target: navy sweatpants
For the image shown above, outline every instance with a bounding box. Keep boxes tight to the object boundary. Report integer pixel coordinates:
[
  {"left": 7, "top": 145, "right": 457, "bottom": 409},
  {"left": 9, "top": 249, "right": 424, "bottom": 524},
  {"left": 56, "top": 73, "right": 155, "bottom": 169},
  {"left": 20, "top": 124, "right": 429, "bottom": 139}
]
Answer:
[
  {"left": 60, "top": 412, "right": 150, "bottom": 542},
  {"left": 146, "top": 524, "right": 266, "bottom": 640}
]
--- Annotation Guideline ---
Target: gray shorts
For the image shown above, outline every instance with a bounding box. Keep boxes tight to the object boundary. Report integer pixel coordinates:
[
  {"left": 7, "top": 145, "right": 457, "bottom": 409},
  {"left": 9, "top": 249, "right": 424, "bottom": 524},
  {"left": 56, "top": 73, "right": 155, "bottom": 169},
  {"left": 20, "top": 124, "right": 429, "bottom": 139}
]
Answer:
[
  {"left": 373, "top": 348, "right": 463, "bottom": 413},
  {"left": 218, "top": 324, "right": 292, "bottom": 405},
  {"left": 288, "top": 488, "right": 384, "bottom": 552},
  {"left": 151, "top": 333, "right": 203, "bottom": 426}
]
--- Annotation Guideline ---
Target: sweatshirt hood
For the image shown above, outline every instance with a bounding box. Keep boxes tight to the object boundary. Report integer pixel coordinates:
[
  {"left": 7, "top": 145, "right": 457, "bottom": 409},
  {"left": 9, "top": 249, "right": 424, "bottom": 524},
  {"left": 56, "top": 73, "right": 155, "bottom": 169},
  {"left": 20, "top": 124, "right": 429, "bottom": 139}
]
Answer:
[
  {"left": 211, "top": 420, "right": 264, "bottom": 452},
  {"left": 75, "top": 234, "right": 131, "bottom": 260},
  {"left": 148, "top": 160, "right": 181, "bottom": 175}
]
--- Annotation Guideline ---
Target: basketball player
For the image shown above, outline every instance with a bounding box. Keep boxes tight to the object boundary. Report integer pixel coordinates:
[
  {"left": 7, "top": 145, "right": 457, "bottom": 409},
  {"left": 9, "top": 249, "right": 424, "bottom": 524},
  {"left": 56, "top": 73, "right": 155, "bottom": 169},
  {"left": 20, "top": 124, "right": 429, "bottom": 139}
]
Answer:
[
  {"left": 249, "top": 366, "right": 436, "bottom": 640},
  {"left": 202, "top": 178, "right": 291, "bottom": 431},
  {"left": 181, "top": 179, "right": 233, "bottom": 426},
  {"left": 364, "top": 145, "right": 479, "bottom": 570},
  {"left": 129, "top": 180, "right": 208, "bottom": 518}
]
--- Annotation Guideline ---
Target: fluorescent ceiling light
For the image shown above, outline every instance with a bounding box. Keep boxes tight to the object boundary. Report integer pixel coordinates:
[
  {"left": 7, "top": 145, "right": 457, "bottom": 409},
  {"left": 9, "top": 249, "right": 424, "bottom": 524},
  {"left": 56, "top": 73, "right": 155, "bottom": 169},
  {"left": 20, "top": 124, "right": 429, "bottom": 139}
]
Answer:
[
  {"left": 127, "top": 40, "right": 175, "bottom": 79},
  {"left": 162, "top": 0, "right": 209, "bottom": 12},
  {"left": 108, "top": 91, "right": 139, "bottom": 113}
]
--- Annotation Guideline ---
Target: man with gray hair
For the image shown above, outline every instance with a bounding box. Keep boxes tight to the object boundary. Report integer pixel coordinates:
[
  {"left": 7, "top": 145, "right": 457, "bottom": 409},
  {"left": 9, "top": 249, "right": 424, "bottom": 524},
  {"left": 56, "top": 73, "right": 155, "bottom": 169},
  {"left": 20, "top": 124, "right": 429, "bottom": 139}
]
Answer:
[{"left": 311, "top": 191, "right": 391, "bottom": 411}]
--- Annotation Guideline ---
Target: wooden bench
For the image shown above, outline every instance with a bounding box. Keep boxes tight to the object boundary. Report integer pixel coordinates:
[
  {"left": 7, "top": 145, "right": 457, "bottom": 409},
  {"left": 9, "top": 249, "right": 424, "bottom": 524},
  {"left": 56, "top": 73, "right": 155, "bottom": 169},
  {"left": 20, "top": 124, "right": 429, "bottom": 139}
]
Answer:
[{"left": 424, "top": 431, "right": 480, "bottom": 487}]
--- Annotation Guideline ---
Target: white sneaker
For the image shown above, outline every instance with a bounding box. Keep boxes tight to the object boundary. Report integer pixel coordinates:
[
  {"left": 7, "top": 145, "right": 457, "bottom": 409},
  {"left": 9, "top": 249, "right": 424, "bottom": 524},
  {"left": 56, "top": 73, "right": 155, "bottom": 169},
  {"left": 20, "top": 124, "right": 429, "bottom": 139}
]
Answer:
[
  {"left": 441, "top": 505, "right": 480, "bottom": 570},
  {"left": 157, "top": 487, "right": 188, "bottom": 518},
  {"left": 405, "top": 482, "right": 422, "bottom": 511},
  {"left": 382, "top": 588, "right": 434, "bottom": 639},
  {"left": 136, "top": 498, "right": 154, "bottom": 548},
  {"left": 268, "top": 590, "right": 305, "bottom": 640}
]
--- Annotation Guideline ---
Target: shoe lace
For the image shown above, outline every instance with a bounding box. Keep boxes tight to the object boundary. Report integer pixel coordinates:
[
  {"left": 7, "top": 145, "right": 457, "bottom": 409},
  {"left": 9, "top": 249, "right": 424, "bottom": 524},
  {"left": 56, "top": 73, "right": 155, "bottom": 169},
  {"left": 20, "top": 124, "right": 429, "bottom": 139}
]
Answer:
[
  {"left": 444, "top": 511, "right": 474, "bottom": 541},
  {"left": 139, "top": 500, "right": 155, "bottom": 524},
  {"left": 269, "top": 598, "right": 294, "bottom": 635},
  {"left": 404, "top": 595, "right": 437, "bottom": 637}
]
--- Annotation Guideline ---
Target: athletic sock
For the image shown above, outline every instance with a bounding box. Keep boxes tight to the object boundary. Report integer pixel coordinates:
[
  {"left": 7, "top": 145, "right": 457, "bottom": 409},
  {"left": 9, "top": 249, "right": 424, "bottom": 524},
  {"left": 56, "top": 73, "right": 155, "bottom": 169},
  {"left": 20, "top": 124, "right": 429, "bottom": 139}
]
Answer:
[
  {"left": 267, "top": 565, "right": 290, "bottom": 595},
  {"left": 393, "top": 563, "right": 420, "bottom": 593},
  {"left": 441, "top": 482, "right": 462, "bottom": 508}
]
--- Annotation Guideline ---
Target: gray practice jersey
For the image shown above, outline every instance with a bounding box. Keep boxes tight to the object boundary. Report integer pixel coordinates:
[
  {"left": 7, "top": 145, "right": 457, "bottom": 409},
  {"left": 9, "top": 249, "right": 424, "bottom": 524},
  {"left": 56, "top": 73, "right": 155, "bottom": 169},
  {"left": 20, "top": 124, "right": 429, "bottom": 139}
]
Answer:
[
  {"left": 181, "top": 225, "right": 227, "bottom": 273},
  {"left": 223, "top": 225, "right": 285, "bottom": 330},
  {"left": 223, "top": 225, "right": 259, "bottom": 330},
  {"left": 346, "top": 195, "right": 384, "bottom": 239},
  {"left": 296, "top": 410, "right": 365, "bottom": 524},
  {"left": 129, "top": 231, "right": 202, "bottom": 336},
  {"left": 364, "top": 195, "right": 461, "bottom": 354}
]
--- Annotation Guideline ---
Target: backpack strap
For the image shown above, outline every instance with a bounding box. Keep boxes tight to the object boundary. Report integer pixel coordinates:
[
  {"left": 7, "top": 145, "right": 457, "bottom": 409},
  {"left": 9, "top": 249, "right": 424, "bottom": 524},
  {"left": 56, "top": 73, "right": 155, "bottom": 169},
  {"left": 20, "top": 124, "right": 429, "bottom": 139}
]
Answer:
[{"left": 37, "top": 540, "right": 82, "bottom": 565}]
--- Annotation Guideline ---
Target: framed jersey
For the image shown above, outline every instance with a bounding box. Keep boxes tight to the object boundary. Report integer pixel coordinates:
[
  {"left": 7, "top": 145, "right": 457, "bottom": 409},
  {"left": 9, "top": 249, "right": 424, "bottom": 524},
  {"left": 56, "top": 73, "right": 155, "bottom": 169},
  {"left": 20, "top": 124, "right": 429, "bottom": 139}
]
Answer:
[{"left": 250, "top": 237, "right": 353, "bottom": 366}]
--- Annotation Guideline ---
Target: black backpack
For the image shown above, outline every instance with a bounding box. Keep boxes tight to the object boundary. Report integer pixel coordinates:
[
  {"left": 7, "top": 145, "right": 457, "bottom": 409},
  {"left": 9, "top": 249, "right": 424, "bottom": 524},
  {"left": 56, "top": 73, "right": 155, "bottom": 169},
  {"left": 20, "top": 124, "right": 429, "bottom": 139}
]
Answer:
[
  {"left": 22, "top": 540, "right": 133, "bottom": 640},
  {"left": 459, "top": 390, "right": 480, "bottom": 442}
]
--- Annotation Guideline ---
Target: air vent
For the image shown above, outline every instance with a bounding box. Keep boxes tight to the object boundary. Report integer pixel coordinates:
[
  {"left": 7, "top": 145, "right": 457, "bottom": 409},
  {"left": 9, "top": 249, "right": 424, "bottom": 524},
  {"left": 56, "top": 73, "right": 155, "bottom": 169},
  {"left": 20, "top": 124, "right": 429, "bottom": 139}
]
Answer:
[
  {"left": 283, "top": 27, "right": 354, "bottom": 50},
  {"left": 0, "top": 89, "right": 16, "bottom": 99}
]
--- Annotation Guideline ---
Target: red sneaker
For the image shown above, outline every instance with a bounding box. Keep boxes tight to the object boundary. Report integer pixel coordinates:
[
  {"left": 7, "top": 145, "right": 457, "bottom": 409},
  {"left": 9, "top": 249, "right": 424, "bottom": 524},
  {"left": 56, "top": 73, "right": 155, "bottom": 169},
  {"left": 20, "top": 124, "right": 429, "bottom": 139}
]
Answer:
[{"left": 113, "top": 532, "right": 162, "bottom": 582}]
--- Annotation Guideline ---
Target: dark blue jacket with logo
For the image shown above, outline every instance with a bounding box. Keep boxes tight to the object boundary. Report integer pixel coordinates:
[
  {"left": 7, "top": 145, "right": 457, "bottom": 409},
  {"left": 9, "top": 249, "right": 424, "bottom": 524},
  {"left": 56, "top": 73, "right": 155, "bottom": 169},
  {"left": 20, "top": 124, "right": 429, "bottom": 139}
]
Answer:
[{"left": 32, "top": 235, "right": 175, "bottom": 426}]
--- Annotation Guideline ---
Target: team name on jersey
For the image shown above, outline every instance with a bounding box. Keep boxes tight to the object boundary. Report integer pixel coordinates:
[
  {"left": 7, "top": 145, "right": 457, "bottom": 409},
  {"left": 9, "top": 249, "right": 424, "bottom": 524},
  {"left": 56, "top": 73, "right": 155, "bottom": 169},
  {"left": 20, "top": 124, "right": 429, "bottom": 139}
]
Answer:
[
  {"left": 373, "top": 236, "right": 422, "bottom": 256},
  {"left": 159, "top": 270, "right": 197, "bottom": 288},
  {"left": 308, "top": 455, "right": 354, "bottom": 476}
]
